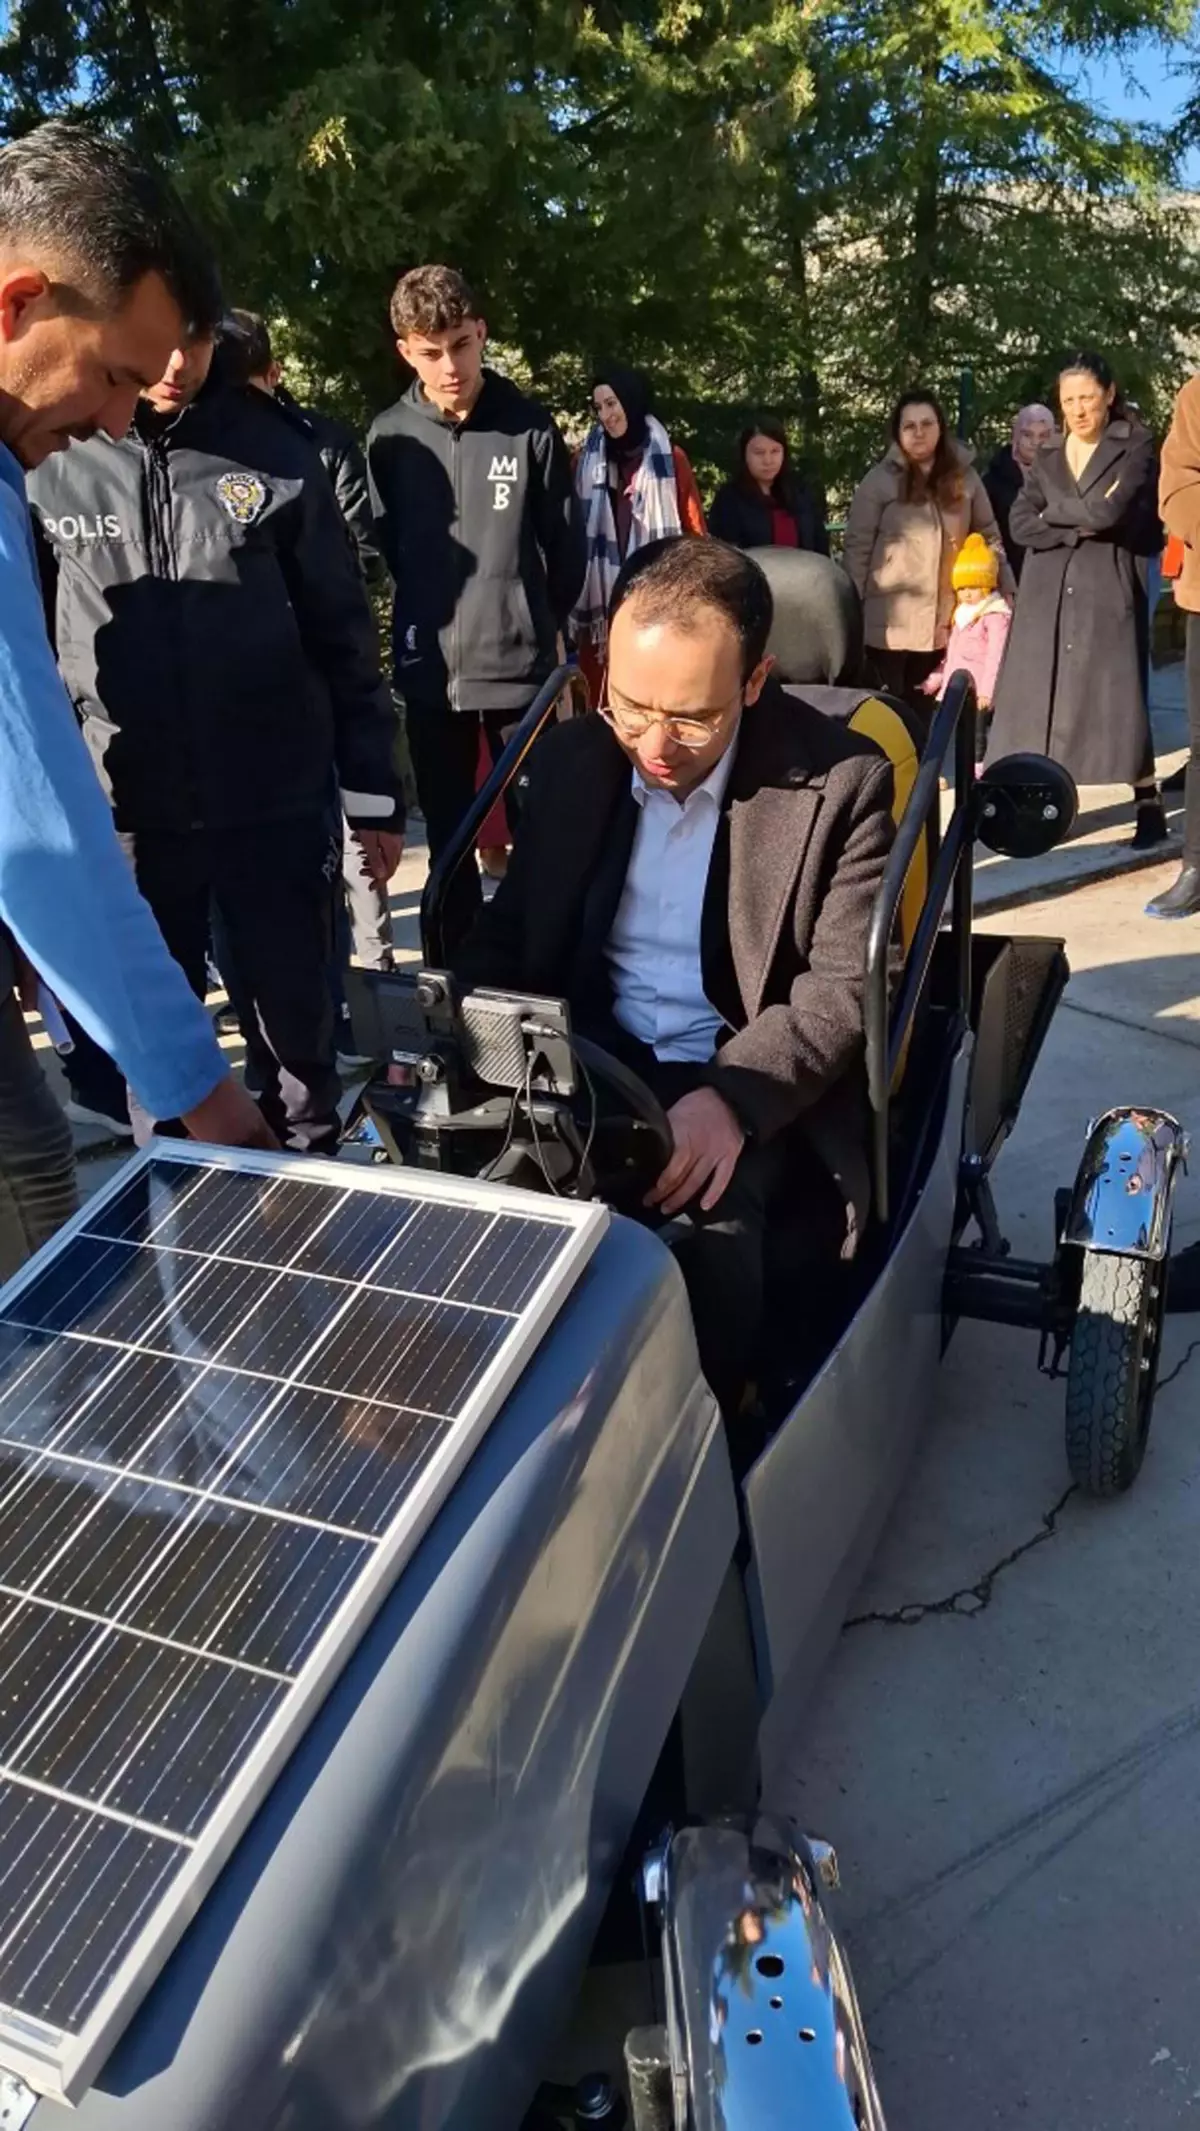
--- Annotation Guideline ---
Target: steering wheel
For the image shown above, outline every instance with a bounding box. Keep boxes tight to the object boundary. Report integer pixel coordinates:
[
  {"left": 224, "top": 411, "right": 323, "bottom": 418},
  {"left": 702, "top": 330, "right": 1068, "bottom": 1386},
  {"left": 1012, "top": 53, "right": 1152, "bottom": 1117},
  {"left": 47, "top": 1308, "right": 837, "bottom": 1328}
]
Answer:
[{"left": 562, "top": 1034, "right": 674, "bottom": 1211}]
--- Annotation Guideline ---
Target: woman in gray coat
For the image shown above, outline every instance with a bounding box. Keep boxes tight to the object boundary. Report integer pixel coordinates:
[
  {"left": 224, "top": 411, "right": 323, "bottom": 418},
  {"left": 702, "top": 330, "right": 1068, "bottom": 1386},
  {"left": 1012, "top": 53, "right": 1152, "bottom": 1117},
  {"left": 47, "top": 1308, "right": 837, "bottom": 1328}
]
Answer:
[{"left": 987, "top": 350, "right": 1165, "bottom": 846}]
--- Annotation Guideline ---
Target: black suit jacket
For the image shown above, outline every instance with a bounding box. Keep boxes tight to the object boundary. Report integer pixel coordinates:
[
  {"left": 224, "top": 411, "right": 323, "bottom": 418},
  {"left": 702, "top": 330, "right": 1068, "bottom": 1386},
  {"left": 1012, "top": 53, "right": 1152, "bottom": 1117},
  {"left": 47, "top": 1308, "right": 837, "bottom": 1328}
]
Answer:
[{"left": 455, "top": 679, "right": 895, "bottom": 1251}]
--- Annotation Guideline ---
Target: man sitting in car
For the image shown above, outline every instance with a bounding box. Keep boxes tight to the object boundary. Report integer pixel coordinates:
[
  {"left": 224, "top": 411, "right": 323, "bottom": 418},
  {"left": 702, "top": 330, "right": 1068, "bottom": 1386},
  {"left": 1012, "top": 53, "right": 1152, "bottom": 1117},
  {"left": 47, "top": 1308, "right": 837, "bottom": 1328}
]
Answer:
[{"left": 455, "top": 537, "right": 895, "bottom": 1418}]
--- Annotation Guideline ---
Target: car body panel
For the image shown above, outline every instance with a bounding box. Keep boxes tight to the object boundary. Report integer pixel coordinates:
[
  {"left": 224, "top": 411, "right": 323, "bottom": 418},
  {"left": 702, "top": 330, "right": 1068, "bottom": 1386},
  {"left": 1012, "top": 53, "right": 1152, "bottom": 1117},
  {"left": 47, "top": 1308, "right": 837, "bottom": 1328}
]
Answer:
[
  {"left": 744, "top": 1042, "right": 970, "bottom": 1772},
  {"left": 26, "top": 1221, "right": 731, "bottom": 2131}
]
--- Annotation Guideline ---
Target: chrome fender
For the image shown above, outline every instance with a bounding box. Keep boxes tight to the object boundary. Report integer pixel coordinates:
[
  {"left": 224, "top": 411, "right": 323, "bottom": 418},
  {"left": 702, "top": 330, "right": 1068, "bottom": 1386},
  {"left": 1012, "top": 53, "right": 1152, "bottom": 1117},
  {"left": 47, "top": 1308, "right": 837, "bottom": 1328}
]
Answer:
[
  {"left": 653, "top": 1815, "right": 886, "bottom": 2130},
  {"left": 1062, "top": 1107, "right": 1188, "bottom": 1262}
]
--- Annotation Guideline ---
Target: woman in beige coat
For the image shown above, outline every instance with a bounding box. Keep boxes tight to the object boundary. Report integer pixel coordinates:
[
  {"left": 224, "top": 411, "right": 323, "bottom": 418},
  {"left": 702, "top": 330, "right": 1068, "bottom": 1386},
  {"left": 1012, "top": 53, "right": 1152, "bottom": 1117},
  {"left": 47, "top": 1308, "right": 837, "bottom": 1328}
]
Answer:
[{"left": 844, "top": 391, "right": 1012, "bottom": 720}]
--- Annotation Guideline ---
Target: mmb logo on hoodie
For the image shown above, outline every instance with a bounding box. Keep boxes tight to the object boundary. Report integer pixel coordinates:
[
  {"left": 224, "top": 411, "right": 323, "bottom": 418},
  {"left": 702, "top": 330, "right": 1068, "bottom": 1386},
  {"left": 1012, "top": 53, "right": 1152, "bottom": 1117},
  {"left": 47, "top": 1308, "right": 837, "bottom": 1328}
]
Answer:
[{"left": 487, "top": 454, "right": 519, "bottom": 511}]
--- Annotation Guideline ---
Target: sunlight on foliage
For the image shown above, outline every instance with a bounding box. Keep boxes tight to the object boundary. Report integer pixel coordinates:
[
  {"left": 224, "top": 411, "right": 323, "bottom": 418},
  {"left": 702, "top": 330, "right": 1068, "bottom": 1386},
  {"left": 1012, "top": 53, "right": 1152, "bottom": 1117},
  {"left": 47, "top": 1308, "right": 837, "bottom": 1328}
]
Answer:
[{"left": 0, "top": 0, "right": 1196, "bottom": 492}]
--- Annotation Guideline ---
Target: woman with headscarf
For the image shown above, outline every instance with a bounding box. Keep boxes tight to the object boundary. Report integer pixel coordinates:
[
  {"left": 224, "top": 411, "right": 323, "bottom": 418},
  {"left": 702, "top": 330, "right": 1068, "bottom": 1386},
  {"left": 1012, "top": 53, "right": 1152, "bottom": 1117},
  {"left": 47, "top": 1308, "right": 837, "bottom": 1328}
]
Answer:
[
  {"left": 571, "top": 365, "right": 706, "bottom": 702},
  {"left": 987, "top": 350, "right": 1166, "bottom": 847},
  {"left": 983, "top": 403, "right": 1058, "bottom": 582}
]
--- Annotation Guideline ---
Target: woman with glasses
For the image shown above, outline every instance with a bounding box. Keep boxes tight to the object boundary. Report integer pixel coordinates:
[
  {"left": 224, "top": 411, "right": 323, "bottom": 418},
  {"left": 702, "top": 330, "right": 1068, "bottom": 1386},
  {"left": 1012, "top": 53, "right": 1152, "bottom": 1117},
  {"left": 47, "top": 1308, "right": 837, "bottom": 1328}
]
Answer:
[{"left": 572, "top": 365, "right": 706, "bottom": 705}]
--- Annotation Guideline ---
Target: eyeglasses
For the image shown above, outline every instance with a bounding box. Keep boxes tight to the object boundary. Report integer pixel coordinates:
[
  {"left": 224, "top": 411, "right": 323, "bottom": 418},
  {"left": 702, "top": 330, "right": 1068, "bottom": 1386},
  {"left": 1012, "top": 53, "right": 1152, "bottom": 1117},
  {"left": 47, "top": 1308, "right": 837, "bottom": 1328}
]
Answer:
[{"left": 600, "top": 691, "right": 740, "bottom": 751}]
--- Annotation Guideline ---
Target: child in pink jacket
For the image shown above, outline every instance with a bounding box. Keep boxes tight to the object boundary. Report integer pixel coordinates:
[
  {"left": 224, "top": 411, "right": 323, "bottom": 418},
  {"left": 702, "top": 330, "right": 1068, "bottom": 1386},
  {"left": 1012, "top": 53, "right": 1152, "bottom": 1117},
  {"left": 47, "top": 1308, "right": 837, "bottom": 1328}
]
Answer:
[{"left": 923, "top": 532, "right": 1012, "bottom": 758}]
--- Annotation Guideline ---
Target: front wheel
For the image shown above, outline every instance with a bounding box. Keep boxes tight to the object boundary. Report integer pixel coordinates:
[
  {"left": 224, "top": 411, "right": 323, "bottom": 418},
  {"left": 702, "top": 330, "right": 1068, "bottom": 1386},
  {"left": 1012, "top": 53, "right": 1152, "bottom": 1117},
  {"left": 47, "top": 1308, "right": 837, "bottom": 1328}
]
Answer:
[{"left": 1064, "top": 1250, "right": 1166, "bottom": 1496}]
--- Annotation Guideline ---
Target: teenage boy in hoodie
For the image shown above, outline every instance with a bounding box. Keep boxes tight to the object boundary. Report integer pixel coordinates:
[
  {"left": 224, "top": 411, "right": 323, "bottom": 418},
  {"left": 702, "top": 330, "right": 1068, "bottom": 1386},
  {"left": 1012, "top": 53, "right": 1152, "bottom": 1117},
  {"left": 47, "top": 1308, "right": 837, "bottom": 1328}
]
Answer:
[{"left": 367, "top": 266, "right": 586, "bottom": 953}]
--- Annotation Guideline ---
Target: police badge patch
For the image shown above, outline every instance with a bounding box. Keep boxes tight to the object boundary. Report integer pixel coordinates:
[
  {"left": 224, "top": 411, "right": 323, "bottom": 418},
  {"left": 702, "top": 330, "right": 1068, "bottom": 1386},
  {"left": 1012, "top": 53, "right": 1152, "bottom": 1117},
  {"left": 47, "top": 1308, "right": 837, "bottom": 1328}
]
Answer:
[{"left": 215, "top": 471, "right": 268, "bottom": 525}]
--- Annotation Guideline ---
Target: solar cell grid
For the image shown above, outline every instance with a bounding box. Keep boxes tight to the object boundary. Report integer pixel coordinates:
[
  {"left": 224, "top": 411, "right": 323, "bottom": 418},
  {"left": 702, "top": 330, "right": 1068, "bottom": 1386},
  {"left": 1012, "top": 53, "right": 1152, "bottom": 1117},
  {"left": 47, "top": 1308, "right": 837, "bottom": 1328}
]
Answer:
[
  {"left": 0, "top": 1147, "right": 606, "bottom": 2103},
  {"left": 207, "top": 1386, "right": 449, "bottom": 1535},
  {"left": 10, "top": 1458, "right": 372, "bottom": 1675},
  {"left": 0, "top": 1783, "right": 182, "bottom": 2034},
  {"left": 0, "top": 1600, "right": 285, "bottom": 1839}
]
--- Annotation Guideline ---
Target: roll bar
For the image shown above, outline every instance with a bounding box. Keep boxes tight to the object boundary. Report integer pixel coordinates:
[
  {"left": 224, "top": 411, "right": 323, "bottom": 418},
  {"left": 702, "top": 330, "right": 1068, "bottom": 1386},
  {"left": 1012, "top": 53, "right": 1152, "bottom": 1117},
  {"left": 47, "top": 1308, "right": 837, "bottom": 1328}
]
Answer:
[
  {"left": 420, "top": 663, "right": 590, "bottom": 967},
  {"left": 864, "top": 669, "right": 978, "bottom": 1224}
]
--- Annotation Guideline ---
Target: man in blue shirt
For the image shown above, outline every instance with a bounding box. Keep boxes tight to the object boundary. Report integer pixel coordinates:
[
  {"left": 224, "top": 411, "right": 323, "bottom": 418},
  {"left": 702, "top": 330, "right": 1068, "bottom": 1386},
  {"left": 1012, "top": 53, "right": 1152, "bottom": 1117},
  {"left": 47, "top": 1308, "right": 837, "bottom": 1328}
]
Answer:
[{"left": 0, "top": 120, "right": 271, "bottom": 1276}]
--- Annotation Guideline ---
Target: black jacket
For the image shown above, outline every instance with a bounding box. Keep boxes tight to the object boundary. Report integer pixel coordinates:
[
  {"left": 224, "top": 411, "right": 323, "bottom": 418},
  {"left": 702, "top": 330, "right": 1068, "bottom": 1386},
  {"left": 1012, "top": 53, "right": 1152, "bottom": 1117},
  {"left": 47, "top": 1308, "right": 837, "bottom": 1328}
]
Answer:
[
  {"left": 367, "top": 369, "right": 586, "bottom": 712},
  {"left": 982, "top": 445, "right": 1027, "bottom": 581},
  {"left": 276, "top": 384, "right": 384, "bottom": 584},
  {"left": 29, "top": 378, "right": 403, "bottom": 836},
  {"left": 708, "top": 479, "right": 829, "bottom": 556}
]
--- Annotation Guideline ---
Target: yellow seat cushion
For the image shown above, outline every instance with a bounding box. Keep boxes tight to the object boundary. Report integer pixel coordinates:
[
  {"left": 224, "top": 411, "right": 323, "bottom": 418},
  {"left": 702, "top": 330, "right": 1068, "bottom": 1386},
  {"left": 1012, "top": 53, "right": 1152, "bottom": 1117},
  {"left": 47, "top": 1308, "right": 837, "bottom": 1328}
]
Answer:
[{"left": 848, "top": 695, "right": 928, "bottom": 1089}]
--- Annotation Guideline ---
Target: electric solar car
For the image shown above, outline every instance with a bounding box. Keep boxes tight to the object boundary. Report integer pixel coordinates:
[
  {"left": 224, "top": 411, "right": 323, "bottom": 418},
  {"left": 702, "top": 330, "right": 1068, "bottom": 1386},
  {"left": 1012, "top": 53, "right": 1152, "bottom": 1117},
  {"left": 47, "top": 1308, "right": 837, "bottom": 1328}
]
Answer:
[{"left": 0, "top": 554, "right": 1183, "bottom": 2131}]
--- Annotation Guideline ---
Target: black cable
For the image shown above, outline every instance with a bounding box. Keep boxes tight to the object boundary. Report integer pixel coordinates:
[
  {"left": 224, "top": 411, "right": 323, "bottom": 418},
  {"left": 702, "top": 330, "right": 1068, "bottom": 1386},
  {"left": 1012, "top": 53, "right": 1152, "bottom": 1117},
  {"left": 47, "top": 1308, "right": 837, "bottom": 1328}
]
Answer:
[
  {"left": 525, "top": 1043, "right": 563, "bottom": 1195},
  {"left": 574, "top": 1043, "right": 598, "bottom": 1193},
  {"left": 480, "top": 1083, "right": 522, "bottom": 1182}
]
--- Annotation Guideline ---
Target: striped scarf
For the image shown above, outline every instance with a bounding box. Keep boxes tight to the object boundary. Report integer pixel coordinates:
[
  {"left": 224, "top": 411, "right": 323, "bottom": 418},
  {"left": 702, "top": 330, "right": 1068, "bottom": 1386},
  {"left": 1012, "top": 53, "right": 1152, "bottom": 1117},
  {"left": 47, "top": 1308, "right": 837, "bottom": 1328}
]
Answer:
[{"left": 572, "top": 414, "right": 683, "bottom": 656}]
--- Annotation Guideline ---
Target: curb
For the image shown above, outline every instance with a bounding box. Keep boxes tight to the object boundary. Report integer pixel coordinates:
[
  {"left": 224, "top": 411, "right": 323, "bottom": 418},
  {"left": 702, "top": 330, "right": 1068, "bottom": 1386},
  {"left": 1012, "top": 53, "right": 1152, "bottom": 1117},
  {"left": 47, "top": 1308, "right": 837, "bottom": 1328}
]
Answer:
[{"left": 975, "top": 836, "right": 1183, "bottom": 916}]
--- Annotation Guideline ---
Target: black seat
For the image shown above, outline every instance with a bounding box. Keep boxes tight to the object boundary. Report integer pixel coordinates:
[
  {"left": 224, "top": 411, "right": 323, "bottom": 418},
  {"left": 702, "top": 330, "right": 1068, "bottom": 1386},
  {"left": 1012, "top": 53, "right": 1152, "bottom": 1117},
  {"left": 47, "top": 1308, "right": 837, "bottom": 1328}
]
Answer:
[{"left": 751, "top": 545, "right": 863, "bottom": 685}]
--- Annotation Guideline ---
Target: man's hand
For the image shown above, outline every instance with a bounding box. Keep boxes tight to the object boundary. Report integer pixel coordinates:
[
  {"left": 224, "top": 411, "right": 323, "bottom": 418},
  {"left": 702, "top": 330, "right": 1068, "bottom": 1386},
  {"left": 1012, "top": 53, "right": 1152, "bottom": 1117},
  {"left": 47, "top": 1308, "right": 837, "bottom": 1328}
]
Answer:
[
  {"left": 645, "top": 1086, "right": 745, "bottom": 1217},
  {"left": 181, "top": 1076, "right": 279, "bottom": 1151},
  {"left": 356, "top": 828, "right": 405, "bottom": 888}
]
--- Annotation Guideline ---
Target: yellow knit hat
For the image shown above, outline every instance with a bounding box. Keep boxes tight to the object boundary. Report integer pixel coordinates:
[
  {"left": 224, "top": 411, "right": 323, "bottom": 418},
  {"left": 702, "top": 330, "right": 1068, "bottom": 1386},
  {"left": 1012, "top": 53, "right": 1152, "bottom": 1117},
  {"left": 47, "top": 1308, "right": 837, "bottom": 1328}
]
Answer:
[{"left": 952, "top": 532, "right": 999, "bottom": 593}]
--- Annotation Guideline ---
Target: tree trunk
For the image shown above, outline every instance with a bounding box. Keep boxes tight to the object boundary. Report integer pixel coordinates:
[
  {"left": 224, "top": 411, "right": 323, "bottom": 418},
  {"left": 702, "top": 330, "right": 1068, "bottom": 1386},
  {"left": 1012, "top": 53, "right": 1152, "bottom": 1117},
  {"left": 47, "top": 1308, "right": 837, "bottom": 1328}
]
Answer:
[{"left": 906, "top": 45, "right": 941, "bottom": 375}]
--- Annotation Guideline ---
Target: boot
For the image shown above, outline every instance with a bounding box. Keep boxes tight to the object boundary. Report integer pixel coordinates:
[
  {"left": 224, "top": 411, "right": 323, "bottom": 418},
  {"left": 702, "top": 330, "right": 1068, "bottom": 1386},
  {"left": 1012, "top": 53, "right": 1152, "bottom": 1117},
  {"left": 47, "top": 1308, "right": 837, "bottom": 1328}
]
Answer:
[
  {"left": 1146, "top": 862, "right": 1200, "bottom": 918},
  {"left": 1131, "top": 797, "right": 1171, "bottom": 850}
]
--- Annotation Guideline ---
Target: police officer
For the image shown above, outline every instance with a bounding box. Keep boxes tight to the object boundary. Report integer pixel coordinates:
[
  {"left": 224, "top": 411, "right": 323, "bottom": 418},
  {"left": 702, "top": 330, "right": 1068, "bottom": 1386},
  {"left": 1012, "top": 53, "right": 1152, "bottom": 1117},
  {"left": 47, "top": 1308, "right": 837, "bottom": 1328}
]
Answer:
[
  {"left": 31, "top": 324, "right": 404, "bottom": 1153},
  {"left": 228, "top": 308, "right": 396, "bottom": 1034}
]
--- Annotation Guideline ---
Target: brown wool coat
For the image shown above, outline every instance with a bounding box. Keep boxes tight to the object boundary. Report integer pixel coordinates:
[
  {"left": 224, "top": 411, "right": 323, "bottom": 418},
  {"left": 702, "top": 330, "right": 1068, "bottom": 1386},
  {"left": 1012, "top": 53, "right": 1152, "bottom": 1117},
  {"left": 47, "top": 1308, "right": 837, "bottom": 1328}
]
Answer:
[
  {"left": 454, "top": 681, "right": 896, "bottom": 1253},
  {"left": 1160, "top": 375, "right": 1200, "bottom": 614},
  {"left": 843, "top": 442, "right": 1012, "bottom": 653}
]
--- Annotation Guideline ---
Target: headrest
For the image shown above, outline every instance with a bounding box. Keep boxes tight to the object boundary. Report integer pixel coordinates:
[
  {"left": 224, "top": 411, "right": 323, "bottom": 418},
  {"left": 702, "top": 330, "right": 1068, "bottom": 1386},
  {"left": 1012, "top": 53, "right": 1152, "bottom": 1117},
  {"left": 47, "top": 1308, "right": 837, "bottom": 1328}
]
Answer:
[{"left": 753, "top": 547, "right": 863, "bottom": 686}]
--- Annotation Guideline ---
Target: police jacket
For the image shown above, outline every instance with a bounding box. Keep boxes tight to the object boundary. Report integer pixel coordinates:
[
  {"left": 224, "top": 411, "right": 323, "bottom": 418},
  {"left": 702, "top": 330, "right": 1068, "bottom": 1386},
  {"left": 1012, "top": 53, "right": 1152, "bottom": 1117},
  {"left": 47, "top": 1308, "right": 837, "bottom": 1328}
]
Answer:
[
  {"left": 29, "top": 375, "right": 404, "bottom": 836},
  {"left": 367, "top": 368, "right": 586, "bottom": 713}
]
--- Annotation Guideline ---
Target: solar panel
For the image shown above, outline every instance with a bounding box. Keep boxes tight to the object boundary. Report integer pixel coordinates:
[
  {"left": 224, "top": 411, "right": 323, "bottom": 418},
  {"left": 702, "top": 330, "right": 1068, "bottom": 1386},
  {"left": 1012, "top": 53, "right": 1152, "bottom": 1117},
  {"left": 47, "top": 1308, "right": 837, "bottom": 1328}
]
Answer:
[{"left": 0, "top": 1143, "right": 607, "bottom": 2103}]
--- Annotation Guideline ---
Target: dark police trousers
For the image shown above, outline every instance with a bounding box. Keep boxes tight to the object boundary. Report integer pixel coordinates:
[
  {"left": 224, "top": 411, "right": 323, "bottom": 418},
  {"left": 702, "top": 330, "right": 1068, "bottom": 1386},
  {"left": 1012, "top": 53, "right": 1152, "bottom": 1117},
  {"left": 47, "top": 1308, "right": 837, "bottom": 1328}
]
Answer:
[
  {"left": 603, "top": 1031, "right": 846, "bottom": 1419},
  {"left": 404, "top": 702, "right": 516, "bottom": 957},
  {"left": 125, "top": 817, "right": 341, "bottom": 1154}
]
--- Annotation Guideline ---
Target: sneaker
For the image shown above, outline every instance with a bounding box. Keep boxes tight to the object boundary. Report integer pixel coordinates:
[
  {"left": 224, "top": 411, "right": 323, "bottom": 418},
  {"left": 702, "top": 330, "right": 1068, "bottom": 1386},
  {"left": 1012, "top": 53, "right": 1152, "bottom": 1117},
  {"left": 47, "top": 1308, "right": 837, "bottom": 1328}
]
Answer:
[{"left": 64, "top": 1100, "right": 134, "bottom": 1139}]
